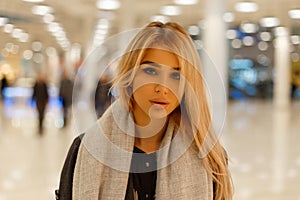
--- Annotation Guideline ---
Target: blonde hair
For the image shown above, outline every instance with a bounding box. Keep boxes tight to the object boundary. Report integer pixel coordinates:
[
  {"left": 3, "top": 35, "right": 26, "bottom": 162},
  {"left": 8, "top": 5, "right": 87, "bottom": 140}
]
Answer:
[{"left": 112, "top": 21, "right": 233, "bottom": 200}]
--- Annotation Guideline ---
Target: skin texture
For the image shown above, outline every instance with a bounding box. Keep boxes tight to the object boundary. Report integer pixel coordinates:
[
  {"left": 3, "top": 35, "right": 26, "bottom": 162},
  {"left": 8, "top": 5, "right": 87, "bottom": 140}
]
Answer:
[{"left": 132, "top": 48, "right": 182, "bottom": 152}]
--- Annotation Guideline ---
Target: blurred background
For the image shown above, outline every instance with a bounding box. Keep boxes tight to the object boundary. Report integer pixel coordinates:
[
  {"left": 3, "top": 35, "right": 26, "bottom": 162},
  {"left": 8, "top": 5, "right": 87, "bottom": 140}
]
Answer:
[{"left": 0, "top": 0, "right": 300, "bottom": 199}]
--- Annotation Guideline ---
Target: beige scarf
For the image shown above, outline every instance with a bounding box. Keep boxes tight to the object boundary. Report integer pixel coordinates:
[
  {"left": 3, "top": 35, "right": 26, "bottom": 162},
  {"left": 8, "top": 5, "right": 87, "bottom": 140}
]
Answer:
[{"left": 73, "top": 100, "right": 213, "bottom": 199}]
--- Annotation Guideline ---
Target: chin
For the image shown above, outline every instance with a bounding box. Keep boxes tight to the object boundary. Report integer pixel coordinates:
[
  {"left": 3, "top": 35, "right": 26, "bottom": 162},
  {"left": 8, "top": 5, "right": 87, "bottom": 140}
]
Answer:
[{"left": 149, "top": 111, "right": 169, "bottom": 119}]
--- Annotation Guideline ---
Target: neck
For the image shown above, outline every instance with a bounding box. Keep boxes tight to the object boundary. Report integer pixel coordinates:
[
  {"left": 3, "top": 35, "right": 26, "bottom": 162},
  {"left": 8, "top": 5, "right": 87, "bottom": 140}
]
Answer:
[{"left": 134, "top": 118, "right": 168, "bottom": 153}]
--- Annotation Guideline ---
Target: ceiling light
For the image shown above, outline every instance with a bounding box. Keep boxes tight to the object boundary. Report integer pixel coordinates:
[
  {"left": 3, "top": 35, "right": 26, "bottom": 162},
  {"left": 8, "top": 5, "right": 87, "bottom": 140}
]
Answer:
[
  {"left": 259, "top": 17, "right": 280, "bottom": 27},
  {"left": 243, "top": 36, "right": 255, "bottom": 46},
  {"left": 226, "top": 29, "right": 237, "bottom": 39},
  {"left": 32, "top": 41, "right": 42, "bottom": 52},
  {"left": 174, "top": 0, "right": 198, "bottom": 5},
  {"left": 11, "top": 45, "right": 19, "bottom": 54},
  {"left": 19, "top": 33, "right": 29, "bottom": 42},
  {"left": 240, "top": 22, "right": 258, "bottom": 33},
  {"left": 11, "top": 28, "right": 23, "bottom": 38},
  {"left": 97, "top": 11, "right": 115, "bottom": 20},
  {"left": 96, "top": 0, "right": 121, "bottom": 10},
  {"left": 150, "top": 15, "right": 170, "bottom": 23},
  {"left": 258, "top": 41, "right": 268, "bottom": 51},
  {"left": 43, "top": 14, "right": 54, "bottom": 23},
  {"left": 4, "top": 24, "right": 14, "bottom": 33},
  {"left": 160, "top": 5, "right": 182, "bottom": 16},
  {"left": 188, "top": 25, "right": 199, "bottom": 36},
  {"left": 23, "top": 50, "right": 33, "bottom": 60},
  {"left": 291, "top": 53, "right": 300, "bottom": 62},
  {"left": 223, "top": 12, "right": 235, "bottom": 23},
  {"left": 47, "top": 22, "right": 63, "bottom": 33},
  {"left": 23, "top": 0, "right": 44, "bottom": 2},
  {"left": 231, "top": 39, "right": 242, "bottom": 49},
  {"left": 32, "top": 5, "right": 53, "bottom": 15},
  {"left": 274, "top": 26, "right": 288, "bottom": 37},
  {"left": 259, "top": 32, "right": 272, "bottom": 41},
  {"left": 0, "top": 17, "right": 8, "bottom": 26},
  {"left": 95, "top": 29, "right": 108, "bottom": 35},
  {"left": 288, "top": 9, "right": 300, "bottom": 19},
  {"left": 97, "top": 18, "right": 110, "bottom": 29},
  {"left": 291, "top": 35, "right": 300, "bottom": 45},
  {"left": 235, "top": 2, "right": 258, "bottom": 13}
]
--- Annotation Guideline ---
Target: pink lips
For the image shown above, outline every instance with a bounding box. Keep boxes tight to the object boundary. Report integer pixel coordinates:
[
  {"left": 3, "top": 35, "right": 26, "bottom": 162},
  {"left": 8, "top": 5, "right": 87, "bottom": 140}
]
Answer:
[{"left": 149, "top": 99, "right": 169, "bottom": 107}]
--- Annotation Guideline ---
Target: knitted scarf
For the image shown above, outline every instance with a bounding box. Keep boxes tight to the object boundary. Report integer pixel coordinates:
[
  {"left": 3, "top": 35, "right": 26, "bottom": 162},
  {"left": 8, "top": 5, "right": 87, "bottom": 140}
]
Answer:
[{"left": 73, "top": 99, "right": 213, "bottom": 200}]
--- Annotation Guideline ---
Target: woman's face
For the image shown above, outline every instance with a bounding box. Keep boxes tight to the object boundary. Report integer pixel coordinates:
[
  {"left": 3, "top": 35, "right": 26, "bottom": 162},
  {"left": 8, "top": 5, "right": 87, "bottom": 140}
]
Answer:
[{"left": 132, "top": 48, "right": 182, "bottom": 126}]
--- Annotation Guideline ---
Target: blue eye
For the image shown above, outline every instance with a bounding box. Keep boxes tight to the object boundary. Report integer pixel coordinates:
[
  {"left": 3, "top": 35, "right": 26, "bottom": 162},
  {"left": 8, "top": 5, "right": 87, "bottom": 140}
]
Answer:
[
  {"left": 142, "top": 67, "right": 157, "bottom": 75},
  {"left": 170, "top": 72, "right": 180, "bottom": 80}
]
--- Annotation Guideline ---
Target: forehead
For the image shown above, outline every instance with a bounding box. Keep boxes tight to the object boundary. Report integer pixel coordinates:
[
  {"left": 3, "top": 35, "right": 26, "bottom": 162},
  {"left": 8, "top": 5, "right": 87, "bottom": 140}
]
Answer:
[{"left": 141, "top": 48, "right": 179, "bottom": 68}]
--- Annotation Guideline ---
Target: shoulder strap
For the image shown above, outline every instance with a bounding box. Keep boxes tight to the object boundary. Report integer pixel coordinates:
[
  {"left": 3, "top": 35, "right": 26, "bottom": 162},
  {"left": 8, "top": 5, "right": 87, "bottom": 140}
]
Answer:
[{"left": 55, "top": 134, "right": 84, "bottom": 200}]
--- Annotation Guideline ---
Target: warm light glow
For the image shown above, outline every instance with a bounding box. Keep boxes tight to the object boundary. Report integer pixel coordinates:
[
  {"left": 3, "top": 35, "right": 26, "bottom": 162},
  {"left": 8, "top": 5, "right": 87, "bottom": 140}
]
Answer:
[
  {"left": 23, "top": 0, "right": 44, "bottom": 2},
  {"left": 259, "top": 17, "right": 280, "bottom": 28},
  {"left": 11, "top": 28, "right": 23, "bottom": 39},
  {"left": 188, "top": 25, "right": 199, "bottom": 36},
  {"left": 174, "top": 0, "right": 198, "bottom": 5},
  {"left": 160, "top": 5, "right": 182, "bottom": 16},
  {"left": 232, "top": 39, "right": 242, "bottom": 48},
  {"left": 223, "top": 12, "right": 235, "bottom": 23},
  {"left": 274, "top": 26, "right": 288, "bottom": 37},
  {"left": 32, "top": 41, "right": 42, "bottom": 52},
  {"left": 240, "top": 22, "right": 258, "bottom": 33},
  {"left": 258, "top": 41, "right": 268, "bottom": 51},
  {"left": 43, "top": 14, "right": 54, "bottom": 23},
  {"left": 23, "top": 50, "right": 33, "bottom": 60},
  {"left": 4, "top": 24, "right": 14, "bottom": 33},
  {"left": 288, "top": 9, "right": 300, "bottom": 19},
  {"left": 291, "top": 35, "right": 300, "bottom": 45},
  {"left": 0, "top": 17, "right": 8, "bottom": 26},
  {"left": 226, "top": 29, "right": 237, "bottom": 40},
  {"left": 150, "top": 15, "right": 170, "bottom": 23},
  {"left": 19, "top": 32, "right": 29, "bottom": 43},
  {"left": 96, "top": 0, "right": 121, "bottom": 10},
  {"left": 32, "top": 5, "right": 53, "bottom": 15},
  {"left": 235, "top": 2, "right": 258, "bottom": 13},
  {"left": 243, "top": 36, "right": 255, "bottom": 46},
  {"left": 260, "top": 32, "right": 272, "bottom": 41}
]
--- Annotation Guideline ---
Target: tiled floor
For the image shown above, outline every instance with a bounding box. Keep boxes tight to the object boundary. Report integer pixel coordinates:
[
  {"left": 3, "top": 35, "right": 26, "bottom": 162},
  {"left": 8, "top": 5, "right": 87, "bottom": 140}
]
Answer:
[
  {"left": 0, "top": 99, "right": 299, "bottom": 200},
  {"left": 225, "top": 100, "right": 300, "bottom": 200}
]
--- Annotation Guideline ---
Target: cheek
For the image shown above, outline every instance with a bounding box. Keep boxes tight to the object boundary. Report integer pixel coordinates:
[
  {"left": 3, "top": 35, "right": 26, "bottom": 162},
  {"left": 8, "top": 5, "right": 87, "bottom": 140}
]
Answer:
[{"left": 132, "top": 84, "right": 153, "bottom": 100}]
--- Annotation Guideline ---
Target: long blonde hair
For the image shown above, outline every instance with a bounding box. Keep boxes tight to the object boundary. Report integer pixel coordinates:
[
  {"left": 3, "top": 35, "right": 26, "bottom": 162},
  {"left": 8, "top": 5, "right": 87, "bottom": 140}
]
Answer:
[{"left": 112, "top": 21, "right": 233, "bottom": 200}]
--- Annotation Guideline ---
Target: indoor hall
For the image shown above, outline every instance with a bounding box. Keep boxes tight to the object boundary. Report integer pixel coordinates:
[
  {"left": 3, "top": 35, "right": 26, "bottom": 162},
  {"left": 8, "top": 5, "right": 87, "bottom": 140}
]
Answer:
[
  {"left": 0, "top": 99, "right": 300, "bottom": 200},
  {"left": 1, "top": 0, "right": 300, "bottom": 199}
]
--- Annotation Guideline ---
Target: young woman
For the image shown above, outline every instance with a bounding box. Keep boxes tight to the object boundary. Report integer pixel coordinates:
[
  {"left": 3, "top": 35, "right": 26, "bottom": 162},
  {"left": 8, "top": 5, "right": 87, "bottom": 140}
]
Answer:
[{"left": 56, "top": 21, "right": 233, "bottom": 200}]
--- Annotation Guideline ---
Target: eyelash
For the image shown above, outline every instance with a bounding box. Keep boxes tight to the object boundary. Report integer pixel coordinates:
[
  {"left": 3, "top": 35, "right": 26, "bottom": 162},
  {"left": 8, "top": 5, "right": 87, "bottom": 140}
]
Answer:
[{"left": 142, "top": 67, "right": 180, "bottom": 80}]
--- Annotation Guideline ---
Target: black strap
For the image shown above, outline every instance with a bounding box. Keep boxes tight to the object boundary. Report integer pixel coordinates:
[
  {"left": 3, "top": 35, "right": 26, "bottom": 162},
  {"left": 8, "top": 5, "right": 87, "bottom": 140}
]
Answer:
[{"left": 55, "top": 134, "right": 84, "bottom": 200}]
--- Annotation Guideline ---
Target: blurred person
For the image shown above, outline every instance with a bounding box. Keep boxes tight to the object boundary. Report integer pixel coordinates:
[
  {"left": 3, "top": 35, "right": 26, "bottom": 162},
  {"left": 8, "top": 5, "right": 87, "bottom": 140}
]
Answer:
[
  {"left": 291, "top": 62, "right": 300, "bottom": 98},
  {"left": 94, "top": 74, "right": 112, "bottom": 118},
  {"left": 56, "top": 22, "right": 233, "bottom": 200},
  {"left": 59, "top": 71, "right": 74, "bottom": 127},
  {"left": 32, "top": 72, "right": 49, "bottom": 134},
  {"left": 0, "top": 75, "right": 8, "bottom": 101}
]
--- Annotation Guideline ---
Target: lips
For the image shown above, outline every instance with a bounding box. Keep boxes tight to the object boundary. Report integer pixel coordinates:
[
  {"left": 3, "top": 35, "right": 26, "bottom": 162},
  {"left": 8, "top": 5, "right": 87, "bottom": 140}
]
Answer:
[{"left": 149, "top": 99, "right": 169, "bottom": 107}]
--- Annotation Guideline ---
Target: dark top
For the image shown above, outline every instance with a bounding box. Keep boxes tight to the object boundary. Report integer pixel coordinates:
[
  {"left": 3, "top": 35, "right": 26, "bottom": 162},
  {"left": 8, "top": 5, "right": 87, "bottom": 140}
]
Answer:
[
  {"left": 55, "top": 135, "right": 220, "bottom": 200},
  {"left": 125, "top": 146, "right": 157, "bottom": 200},
  {"left": 32, "top": 81, "right": 49, "bottom": 108},
  {"left": 59, "top": 78, "right": 73, "bottom": 107}
]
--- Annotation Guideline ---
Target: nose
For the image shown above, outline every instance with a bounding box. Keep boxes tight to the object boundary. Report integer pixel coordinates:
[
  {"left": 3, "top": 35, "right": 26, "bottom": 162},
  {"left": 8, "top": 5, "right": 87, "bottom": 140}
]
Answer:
[
  {"left": 154, "top": 84, "right": 168, "bottom": 95},
  {"left": 154, "top": 71, "right": 172, "bottom": 95}
]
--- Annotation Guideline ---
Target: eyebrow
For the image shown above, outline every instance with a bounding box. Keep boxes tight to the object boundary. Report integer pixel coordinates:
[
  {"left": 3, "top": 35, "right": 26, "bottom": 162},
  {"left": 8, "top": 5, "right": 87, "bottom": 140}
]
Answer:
[{"left": 141, "top": 61, "right": 180, "bottom": 71}]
